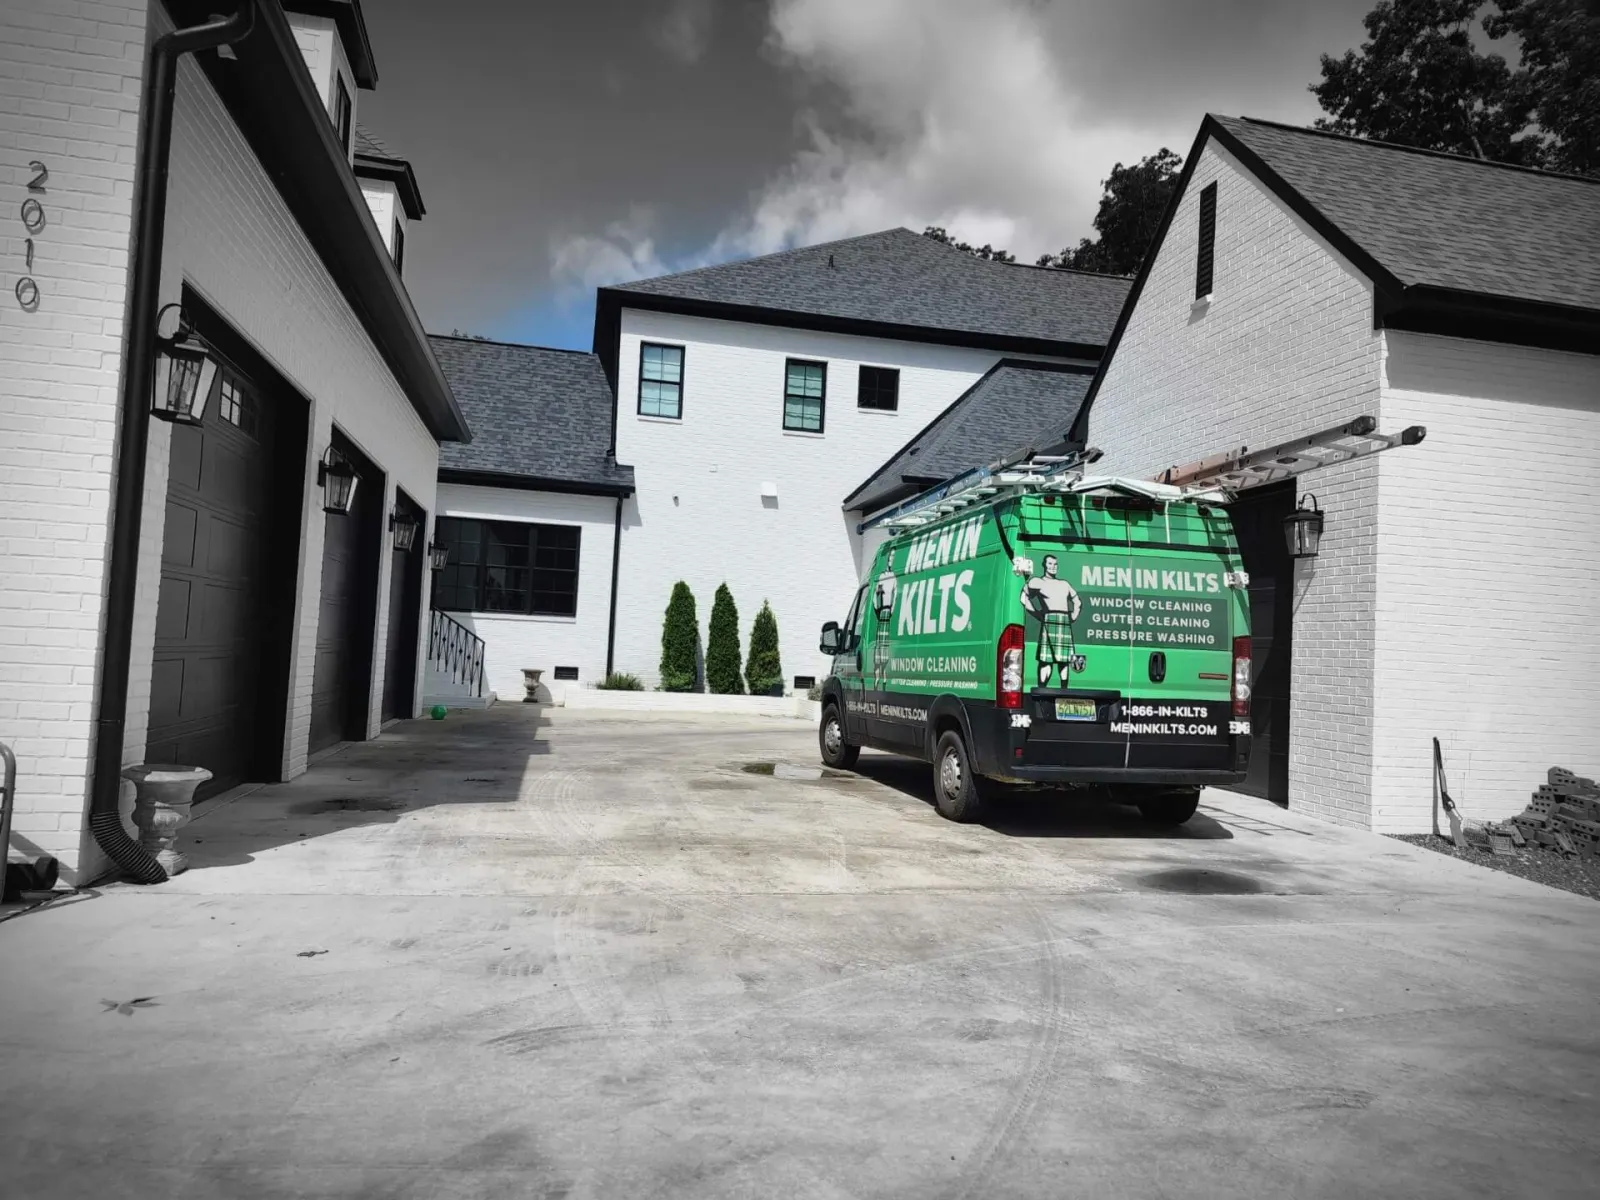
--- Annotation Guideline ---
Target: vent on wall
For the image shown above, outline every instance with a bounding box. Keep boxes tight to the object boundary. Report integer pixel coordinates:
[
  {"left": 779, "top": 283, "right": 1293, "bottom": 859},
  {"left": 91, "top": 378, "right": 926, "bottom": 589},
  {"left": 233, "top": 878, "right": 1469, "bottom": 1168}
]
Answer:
[
  {"left": 793, "top": 675, "right": 816, "bottom": 689},
  {"left": 553, "top": 666, "right": 579, "bottom": 681},
  {"left": 1195, "top": 181, "right": 1218, "bottom": 300}
]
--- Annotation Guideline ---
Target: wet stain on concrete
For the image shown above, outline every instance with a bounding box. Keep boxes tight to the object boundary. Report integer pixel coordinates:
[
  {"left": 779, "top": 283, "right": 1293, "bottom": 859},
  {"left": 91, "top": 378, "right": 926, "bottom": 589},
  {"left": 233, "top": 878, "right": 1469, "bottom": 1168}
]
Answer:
[
  {"left": 741, "top": 761, "right": 860, "bottom": 782},
  {"left": 1138, "top": 868, "right": 1265, "bottom": 894},
  {"left": 488, "top": 954, "right": 547, "bottom": 978},
  {"left": 741, "top": 762, "right": 776, "bottom": 775},
  {"left": 691, "top": 778, "right": 755, "bottom": 791},
  {"left": 290, "top": 797, "right": 405, "bottom": 814}
]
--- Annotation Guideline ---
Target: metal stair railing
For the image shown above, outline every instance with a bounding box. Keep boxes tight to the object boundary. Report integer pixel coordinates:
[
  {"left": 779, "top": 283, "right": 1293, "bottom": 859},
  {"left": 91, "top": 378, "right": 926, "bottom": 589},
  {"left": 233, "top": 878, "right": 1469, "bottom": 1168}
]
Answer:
[{"left": 428, "top": 609, "right": 486, "bottom": 698}]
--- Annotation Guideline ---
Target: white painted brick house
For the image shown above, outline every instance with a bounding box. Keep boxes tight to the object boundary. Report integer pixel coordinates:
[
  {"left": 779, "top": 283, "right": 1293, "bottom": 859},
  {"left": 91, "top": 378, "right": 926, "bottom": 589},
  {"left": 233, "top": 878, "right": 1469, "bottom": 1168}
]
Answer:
[
  {"left": 0, "top": 0, "right": 469, "bottom": 885},
  {"left": 1081, "top": 115, "right": 1600, "bottom": 833},
  {"left": 429, "top": 230, "right": 1128, "bottom": 702}
]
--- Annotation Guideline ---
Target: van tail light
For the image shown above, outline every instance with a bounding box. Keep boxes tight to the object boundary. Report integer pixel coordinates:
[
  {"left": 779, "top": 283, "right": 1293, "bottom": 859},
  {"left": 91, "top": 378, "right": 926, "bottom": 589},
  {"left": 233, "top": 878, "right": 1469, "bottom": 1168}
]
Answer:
[
  {"left": 1232, "top": 636, "right": 1252, "bottom": 718},
  {"left": 998, "top": 624, "right": 1025, "bottom": 709}
]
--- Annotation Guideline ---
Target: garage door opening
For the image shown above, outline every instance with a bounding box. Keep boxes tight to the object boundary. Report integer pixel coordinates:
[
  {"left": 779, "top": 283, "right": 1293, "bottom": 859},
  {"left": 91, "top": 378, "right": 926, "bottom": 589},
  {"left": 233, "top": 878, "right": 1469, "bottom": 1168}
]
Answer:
[
  {"left": 381, "top": 489, "right": 426, "bottom": 723},
  {"left": 1227, "top": 481, "right": 1294, "bottom": 806},
  {"left": 309, "top": 430, "right": 384, "bottom": 755},
  {"left": 147, "top": 294, "right": 308, "bottom": 798}
]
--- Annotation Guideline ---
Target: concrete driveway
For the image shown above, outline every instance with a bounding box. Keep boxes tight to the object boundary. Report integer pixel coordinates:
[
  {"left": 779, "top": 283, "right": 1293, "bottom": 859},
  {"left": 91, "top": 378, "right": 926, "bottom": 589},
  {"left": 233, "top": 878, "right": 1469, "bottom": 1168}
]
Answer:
[{"left": 2, "top": 705, "right": 1596, "bottom": 1200}]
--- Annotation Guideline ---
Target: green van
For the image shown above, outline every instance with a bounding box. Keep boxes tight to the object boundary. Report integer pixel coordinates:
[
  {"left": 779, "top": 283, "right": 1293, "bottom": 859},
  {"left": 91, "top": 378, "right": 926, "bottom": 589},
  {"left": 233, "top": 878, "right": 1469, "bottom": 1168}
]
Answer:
[{"left": 818, "top": 475, "right": 1253, "bottom": 824}]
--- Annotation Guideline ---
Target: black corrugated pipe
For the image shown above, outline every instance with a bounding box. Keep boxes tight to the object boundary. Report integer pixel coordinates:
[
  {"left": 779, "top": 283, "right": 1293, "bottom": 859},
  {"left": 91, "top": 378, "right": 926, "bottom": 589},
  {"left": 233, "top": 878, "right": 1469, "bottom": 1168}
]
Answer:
[{"left": 89, "top": 1, "right": 257, "bottom": 884}]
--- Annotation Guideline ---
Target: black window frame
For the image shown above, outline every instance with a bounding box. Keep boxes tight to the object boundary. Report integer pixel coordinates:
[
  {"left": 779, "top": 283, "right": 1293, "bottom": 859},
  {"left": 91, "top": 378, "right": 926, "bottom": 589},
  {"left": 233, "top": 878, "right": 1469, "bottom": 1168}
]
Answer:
[
  {"left": 391, "top": 217, "right": 405, "bottom": 276},
  {"left": 857, "top": 365, "right": 899, "bottom": 412},
  {"left": 430, "top": 517, "right": 581, "bottom": 618},
  {"left": 637, "top": 342, "right": 685, "bottom": 419},
  {"left": 783, "top": 358, "right": 827, "bottom": 433},
  {"left": 333, "top": 73, "right": 353, "bottom": 154},
  {"left": 1196, "top": 181, "right": 1217, "bottom": 300}
]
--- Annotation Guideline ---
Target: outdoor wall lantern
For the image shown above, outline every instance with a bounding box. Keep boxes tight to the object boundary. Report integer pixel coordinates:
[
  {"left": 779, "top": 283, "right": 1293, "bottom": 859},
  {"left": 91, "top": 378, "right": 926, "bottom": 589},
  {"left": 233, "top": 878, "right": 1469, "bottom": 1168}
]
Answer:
[
  {"left": 150, "top": 303, "right": 219, "bottom": 426},
  {"left": 389, "top": 510, "right": 419, "bottom": 551},
  {"left": 317, "top": 447, "right": 359, "bottom": 515},
  {"left": 428, "top": 542, "right": 451, "bottom": 572},
  {"left": 1284, "top": 493, "right": 1325, "bottom": 560}
]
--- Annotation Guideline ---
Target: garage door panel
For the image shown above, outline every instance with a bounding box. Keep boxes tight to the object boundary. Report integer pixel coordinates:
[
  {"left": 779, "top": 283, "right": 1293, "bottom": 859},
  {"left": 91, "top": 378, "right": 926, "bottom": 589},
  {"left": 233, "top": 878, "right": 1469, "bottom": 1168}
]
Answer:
[
  {"left": 162, "top": 501, "right": 197, "bottom": 568},
  {"left": 169, "top": 423, "right": 203, "bottom": 490},
  {"left": 201, "top": 438, "right": 263, "bottom": 514},
  {"left": 202, "top": 512, "right": 254, "bottom": 579},
  {"left": 149, "top": 658, "right": 184, "bottom": 727},
  {"left": 155, "top": 577, "right": 192, "bottom": 642}
]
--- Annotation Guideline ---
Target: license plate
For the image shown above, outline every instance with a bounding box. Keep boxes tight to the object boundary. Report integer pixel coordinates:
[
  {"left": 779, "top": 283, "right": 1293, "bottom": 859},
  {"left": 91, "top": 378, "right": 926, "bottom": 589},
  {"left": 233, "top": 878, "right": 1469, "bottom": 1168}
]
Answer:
[{"left": 1054, "top": 698, "right": 1097, "bottom": 722}]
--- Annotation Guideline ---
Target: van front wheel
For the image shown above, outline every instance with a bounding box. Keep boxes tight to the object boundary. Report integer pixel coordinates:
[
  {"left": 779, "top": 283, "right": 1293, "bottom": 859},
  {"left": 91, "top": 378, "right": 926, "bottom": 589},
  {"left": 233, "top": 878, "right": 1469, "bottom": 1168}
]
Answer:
[
  {"left": 933, "top": 729, "right": 987, "bottom": 823},
  {"left": 819, "top": 704, "right": 859, "bottom": 771}
]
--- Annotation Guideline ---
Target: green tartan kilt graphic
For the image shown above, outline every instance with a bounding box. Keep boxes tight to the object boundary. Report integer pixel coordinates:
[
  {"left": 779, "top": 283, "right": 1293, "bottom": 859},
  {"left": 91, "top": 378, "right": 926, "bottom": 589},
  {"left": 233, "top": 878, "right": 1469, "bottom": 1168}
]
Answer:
[{"left": 1038, "top": 613, "right": 1076, "bottom": 664}]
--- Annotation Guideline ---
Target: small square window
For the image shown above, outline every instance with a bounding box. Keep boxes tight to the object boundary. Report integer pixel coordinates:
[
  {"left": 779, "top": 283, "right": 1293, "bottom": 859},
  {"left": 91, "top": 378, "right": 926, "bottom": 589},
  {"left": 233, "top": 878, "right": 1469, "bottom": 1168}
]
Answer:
[
  {"left": 215, "top": 371, "right": 258, "bottom": 437},
  {"left": 857, "top": 365, "right": 899, "bottom": 411},
  {"left": 783, "top": 359, "right": 826, "bottom": 433},
  {"left": 638, "top": 343, "right": 684, "bottom": 418}
]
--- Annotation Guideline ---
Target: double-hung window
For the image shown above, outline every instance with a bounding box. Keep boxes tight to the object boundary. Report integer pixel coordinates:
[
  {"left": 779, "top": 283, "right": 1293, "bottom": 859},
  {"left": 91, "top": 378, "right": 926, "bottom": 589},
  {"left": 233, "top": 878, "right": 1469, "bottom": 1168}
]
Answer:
[
  {"left": 857, "top": 365, "right": 899, "bottom": 411},
  {"left": 638, "top": 343, "right": 684, "bottom": 418},
  {"left": 431, "top": 518, "right": 580, "bottom": 617},
  {"left": 783, "top": 359, "right": 826, "bottom": 433}
]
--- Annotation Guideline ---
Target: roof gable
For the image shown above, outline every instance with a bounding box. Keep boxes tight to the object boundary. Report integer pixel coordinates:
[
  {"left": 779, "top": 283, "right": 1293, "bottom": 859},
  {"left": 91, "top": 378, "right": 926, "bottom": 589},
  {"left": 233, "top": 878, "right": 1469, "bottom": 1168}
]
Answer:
[
  {"left": 1211, "top": 116, "right": 1600, "bottom": 314},
  {"left": 846, "top": 360, "right": 1094, "bottom": 515},
  {"left": 430, "top": 337, "right": 634, "bottom": 495}
]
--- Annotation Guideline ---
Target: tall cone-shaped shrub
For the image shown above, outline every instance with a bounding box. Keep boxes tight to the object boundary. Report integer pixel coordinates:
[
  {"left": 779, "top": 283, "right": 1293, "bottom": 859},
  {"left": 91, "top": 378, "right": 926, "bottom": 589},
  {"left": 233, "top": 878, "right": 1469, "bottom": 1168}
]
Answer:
[
  {"left": 660, "top": 581, "right": 699, "bottom": 692},
  {"left": 705, "top": 583, "right": 744, "bottom": 694},
  {"left": 746, "top": 600, "right": 782, "bottom": 696}
]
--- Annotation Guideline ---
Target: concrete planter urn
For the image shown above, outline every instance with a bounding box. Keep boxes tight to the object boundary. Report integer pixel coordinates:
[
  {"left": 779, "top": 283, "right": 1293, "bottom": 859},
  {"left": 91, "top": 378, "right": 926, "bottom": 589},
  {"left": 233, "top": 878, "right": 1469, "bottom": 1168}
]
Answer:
[
  {"left": 123, "top": 764, "right": 212, "bottom": 876},
  {"left": 522, "top": 668, "right": 543, "bottom": 703}
]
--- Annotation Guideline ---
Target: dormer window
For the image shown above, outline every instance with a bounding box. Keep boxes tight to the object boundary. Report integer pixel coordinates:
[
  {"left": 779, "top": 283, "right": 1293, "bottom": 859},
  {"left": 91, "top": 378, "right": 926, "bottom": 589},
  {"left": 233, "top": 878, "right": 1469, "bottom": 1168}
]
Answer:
[
  {"left": 333, "top": 74, "right": 353, "bottom": 154},
  {"left": 392, "top": 219, "right": 405, "bottom": 276}
]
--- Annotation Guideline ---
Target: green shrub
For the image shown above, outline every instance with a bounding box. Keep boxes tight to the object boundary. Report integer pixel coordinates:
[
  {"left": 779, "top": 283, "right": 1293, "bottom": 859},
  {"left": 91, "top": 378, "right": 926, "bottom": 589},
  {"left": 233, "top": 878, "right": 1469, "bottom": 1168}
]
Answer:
[
  {"left": 597, "top": 672, "right": 643, "bottom": 691},
  {"left": 660, "top": 581, "right": 700, "bottom": 692},
  {"left": 705, "top": 583, "right": 744, "bottom": 694},
  {"left": 805, "top": 684, "right": 822, "bottom": 702},
  {"left": 746, "top": 600, "right": 783, "bottom": 696}
]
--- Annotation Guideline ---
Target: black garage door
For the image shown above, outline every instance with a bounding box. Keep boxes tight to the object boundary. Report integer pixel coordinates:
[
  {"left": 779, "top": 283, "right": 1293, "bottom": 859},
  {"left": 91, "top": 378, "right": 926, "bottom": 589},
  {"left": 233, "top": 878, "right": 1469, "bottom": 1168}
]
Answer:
[
  {"left": 381, "top": 491, "right": 424, "bottom": 722},
  {"left": 309, "top": 434, "right": 382, "bottom": 755},
  {"left": 148, "top": 368, "right": 275, "bottom": 797},
  {"left": 1228, "top": 482, "right": 1294, "bottom": 805}
]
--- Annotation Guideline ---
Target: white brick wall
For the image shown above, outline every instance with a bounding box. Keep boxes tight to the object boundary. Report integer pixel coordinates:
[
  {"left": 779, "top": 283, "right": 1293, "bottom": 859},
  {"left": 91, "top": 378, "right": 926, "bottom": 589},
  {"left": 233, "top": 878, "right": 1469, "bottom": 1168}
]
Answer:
[
  {"left": 434, "top": 483, "right": 618, "bottom": 704},
  {"left": 611, "top": 308, "right": 1086, "bottom": 689},
  {"left": 1, "top": 0, "right": 441, "bottom": 884},
  {"left": 1372, "top": 332, "right": 1600, "bottom": 831},
  {"left": 1086, "top": 139, "right": 1386, "bottom": 827},
  {"left": 0, "top": 0, "right": 147, "bottom": 876},
  {"left": 285, "top": 10, "right": 354, "bottom": 159},
  {"left": 360, "top": 178, "right": 398, "bottom": 254}
]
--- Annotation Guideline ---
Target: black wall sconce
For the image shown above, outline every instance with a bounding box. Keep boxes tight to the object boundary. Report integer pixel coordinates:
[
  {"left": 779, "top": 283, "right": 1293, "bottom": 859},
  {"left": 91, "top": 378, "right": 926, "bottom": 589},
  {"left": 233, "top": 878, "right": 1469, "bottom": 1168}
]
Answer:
[
  {"left": 428, "top": 542, "right": 451, "bottom": 571},
  {"left": 1284, "top": 493, "right": 1325, "bottom": 559},
  {"left": 317, "top": 447, "right": 358, "bottom": 515},
  {"left": 150, "top": 303, "right": 219, "bottom": 425},
  {"left": 389, "top": 510, "right": 419, "bottom": 551}
]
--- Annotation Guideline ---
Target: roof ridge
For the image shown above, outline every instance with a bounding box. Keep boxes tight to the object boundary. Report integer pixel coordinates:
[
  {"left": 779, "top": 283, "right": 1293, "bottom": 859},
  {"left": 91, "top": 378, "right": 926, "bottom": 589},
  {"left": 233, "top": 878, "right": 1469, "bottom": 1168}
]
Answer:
[
  {"left": 611, "top": 228, "right": 918, "bottom": 292},
  {"left": 427, "top": 333, "right": 598, "bottom": 355},
  {"left": 1224, "top": 114, "right": 1600, "bottom": 186}
]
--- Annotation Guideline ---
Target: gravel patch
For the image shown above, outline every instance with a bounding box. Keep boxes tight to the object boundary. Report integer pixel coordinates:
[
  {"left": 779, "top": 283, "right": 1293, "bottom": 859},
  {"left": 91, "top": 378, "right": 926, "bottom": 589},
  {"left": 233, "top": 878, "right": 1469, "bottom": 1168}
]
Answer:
[{"left": 1392, "top": 833, "right": 1600, "bottom": 902}]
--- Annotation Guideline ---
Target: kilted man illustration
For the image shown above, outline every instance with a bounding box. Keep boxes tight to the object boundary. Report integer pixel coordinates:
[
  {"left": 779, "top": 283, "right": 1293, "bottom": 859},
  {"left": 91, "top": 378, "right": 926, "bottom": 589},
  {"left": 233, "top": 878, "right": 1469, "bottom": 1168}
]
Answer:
[
  {"left": 871, "top": 564, "right": 897, "bottom": 690},
  {"left": 1020, "top": 554, "right": 1084, "bottom": 687}
]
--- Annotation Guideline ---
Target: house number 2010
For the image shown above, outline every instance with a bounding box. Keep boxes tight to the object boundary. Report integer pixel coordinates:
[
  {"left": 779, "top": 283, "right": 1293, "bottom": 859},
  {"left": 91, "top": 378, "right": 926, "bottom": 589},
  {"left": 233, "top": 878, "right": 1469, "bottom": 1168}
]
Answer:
[{"left": 15, "top": 160, "right": 47, "bottom": 310}]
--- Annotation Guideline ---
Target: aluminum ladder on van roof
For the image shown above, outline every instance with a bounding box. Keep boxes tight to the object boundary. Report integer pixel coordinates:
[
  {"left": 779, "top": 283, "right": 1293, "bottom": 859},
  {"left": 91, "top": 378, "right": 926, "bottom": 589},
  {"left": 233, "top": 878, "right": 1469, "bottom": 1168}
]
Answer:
[{"left": 859, "top": 414, "right": 1426, "bottom": 535}]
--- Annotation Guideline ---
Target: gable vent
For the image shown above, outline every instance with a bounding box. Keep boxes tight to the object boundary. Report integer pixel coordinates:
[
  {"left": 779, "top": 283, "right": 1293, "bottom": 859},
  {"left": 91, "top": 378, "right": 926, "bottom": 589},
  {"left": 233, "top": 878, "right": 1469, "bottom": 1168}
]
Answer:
[{"left": 1195, "top": 181, "right": 1218, "bottom": 300}]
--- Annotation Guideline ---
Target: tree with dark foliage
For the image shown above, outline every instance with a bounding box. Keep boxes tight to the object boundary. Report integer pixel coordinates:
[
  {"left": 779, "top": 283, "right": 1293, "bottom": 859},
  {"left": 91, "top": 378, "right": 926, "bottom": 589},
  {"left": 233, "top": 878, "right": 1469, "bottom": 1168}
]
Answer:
[
  {"left": 1312, "top": 0, "right": 1599, "bottom": 174},
  {"left": 660, "top": 581, "right": 699, "bottom": 693},
  {"left": 1036, "top": 149, "right": 1183, "bottom": 276},
  {"left": 921, "top": 226, "right": 1015, "bottom": 263},
  {"left": 705, "top": 583, "right": 744, "bottom": 695}
]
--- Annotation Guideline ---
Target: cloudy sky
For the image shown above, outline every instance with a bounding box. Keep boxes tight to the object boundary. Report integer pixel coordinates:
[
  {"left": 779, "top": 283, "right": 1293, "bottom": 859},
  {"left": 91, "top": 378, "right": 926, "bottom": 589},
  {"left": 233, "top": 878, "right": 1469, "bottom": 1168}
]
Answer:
[{"left": 359, "top": 0, "right": 1378, "bottom": 351}]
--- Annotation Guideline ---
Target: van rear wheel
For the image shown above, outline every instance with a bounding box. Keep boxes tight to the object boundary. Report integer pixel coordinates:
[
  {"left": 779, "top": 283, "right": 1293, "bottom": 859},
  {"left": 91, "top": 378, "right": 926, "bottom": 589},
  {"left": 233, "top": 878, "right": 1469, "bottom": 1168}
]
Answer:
[
  {"left": 933, "top": 729, "right": 987, "bottom": 823},
  {"left": 1136, "top": 788, "right": 1201, "bottom": 826},
  {"left": 819, "top": 704, "right": 859, "bottom": 770}
]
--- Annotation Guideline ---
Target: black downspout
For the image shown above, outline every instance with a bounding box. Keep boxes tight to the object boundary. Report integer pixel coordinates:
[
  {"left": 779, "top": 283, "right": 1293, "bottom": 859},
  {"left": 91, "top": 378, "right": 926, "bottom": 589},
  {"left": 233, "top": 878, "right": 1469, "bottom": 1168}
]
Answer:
[
  {"left": 89, "top": 1, "right": 257, "bottom": 884},
  {"left": 606, "top": 492, "right": 624, "bottom": 677}
]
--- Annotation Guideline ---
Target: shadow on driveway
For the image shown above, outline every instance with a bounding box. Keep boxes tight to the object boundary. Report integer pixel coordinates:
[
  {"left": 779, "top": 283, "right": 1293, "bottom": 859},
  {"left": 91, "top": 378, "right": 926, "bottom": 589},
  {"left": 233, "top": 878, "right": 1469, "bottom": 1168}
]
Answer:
[{"left": 846, "top": 751, "right": 1235, "bottom": 840}]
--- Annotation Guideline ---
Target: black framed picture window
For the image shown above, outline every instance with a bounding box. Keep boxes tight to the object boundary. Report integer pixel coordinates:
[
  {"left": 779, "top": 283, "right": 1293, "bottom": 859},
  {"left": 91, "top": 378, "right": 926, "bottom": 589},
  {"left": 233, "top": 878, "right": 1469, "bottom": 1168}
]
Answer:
[
  {"left": 333, "top": 74, "right": 353, "bottom": 154},
  {"left": 638, "top": 343, "right": 684, "bottom": 418},
  {"left": 857, "top": 365, "right": 899, "bottom": 411},
  {"left": 431, "top": 518, "right": 580, "bottom": 617},
  {"left": 784, "top": 359, "right": 826, "bottom": 432}
]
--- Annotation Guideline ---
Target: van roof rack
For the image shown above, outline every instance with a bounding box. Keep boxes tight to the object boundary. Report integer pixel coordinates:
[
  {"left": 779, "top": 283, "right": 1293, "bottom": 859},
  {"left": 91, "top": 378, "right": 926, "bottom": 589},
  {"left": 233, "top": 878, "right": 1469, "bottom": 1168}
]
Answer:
[{"left": 857, "top": 414, "right": 1427, "bottom": 535}]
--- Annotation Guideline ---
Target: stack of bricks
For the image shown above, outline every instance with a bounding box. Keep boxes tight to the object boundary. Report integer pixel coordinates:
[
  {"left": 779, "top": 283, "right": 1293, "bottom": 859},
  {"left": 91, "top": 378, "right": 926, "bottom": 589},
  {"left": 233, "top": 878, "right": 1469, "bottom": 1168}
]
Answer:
[{"left": 1506, "top": 769, "right": 1600, "bottom": 857}]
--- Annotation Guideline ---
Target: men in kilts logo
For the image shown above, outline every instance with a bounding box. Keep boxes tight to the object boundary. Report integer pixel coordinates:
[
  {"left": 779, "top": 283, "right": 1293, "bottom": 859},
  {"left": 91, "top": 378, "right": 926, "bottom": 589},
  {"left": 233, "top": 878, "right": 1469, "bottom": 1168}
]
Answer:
[{"left": 1020, "top": 554, "right": 1083, "bottom": 687}]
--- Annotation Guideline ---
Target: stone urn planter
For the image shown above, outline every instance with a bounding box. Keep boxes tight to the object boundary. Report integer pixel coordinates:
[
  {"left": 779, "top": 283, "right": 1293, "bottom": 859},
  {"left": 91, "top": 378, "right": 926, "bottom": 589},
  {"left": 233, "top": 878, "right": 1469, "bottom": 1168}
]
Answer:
[
  {"left": 123, "top": 764, "right": 212, "bottom": 876},
  {"left": 522, "top": 668, "right": 544, "bottom": 703}
]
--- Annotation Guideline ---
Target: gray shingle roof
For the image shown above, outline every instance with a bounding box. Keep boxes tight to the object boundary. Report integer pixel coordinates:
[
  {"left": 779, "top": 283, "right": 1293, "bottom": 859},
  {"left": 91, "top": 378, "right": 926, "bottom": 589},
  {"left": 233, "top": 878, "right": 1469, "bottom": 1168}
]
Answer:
[
  {"left": 608, "top": 228, "right": 1132, "bottom": 348},
  {"left": 845, "top": 361, "right": 1094, "bottom": 514},
  {"left": 352, "top": 123, "right": 396, "bottom": 161},
  {"left": 1213, "top": 116, "right": 1600, "bottom": 312},
  {"left": 429, "top": 336, "right": 634, "bottom": 494}
]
